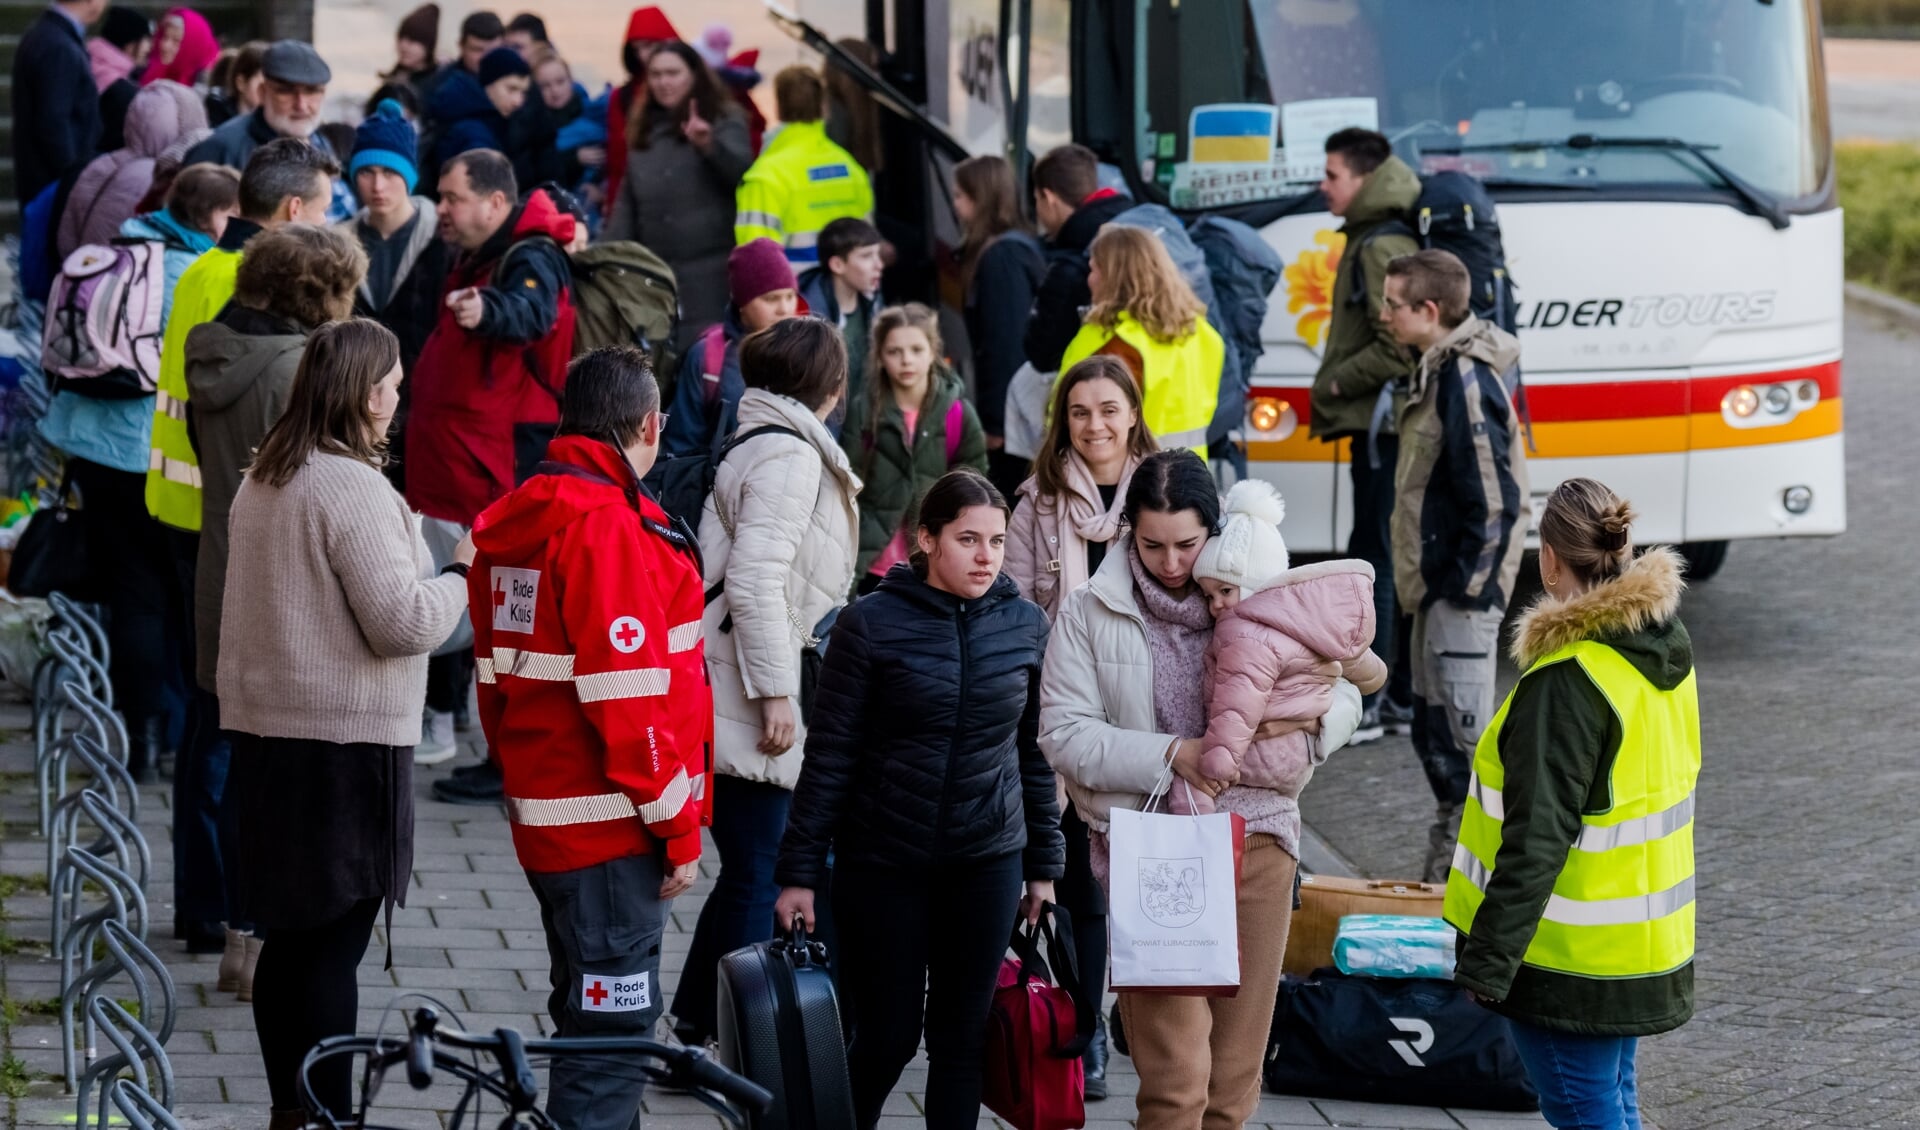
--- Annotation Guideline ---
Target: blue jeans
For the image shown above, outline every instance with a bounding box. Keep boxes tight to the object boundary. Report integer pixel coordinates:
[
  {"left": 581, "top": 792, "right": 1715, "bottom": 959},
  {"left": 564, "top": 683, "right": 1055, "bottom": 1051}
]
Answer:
[
  {"left": 671, "top": 775, "right": 793, "bottom": 1043},
  {"left": 1507, "top": 1022, "right": 1642, "bottom": 1130},
  {"left": 173, "top": 689, "right": 241, "bottom": 927}
]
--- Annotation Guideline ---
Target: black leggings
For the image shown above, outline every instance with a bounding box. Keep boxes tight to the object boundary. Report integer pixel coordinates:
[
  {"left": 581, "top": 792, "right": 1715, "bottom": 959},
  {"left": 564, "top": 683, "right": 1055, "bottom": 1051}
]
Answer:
[
  {"left": 1055, "top": 804, "right": 1109, "bottom": 1003},
  {"left": 425, "top": 650, "right": 471, "bottom": 714},
  {"left": 66, "top": 458, "right": 174, "bottom": 740},
  {"left": 833, "top": 854, "right": 1022, "bottom": 1130},
  {"left": 252, "top": 896, "right": 382, "bottom": 1115}
]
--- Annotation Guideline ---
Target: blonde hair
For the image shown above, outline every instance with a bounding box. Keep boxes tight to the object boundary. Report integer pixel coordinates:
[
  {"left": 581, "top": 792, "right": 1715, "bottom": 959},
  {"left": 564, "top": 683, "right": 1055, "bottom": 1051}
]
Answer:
[
  {"left": 1539, "top": 478, "right": 1637, "bottom": 586},
  {"left": 866, "top": 303, "right": 945, "bottom": 422},
  {"left": 1085, "top": 225, "right": 1205, "bottom": 343}
]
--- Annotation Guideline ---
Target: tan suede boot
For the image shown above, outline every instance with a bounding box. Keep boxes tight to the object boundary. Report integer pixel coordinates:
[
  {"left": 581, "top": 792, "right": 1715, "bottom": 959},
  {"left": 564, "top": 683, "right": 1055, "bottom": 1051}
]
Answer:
[
  {"left": 217, "top": 928, "right": 249, "bottom": 992},
  {"left": 235, "top": 936, "right": 264, "bottom": 1002}
]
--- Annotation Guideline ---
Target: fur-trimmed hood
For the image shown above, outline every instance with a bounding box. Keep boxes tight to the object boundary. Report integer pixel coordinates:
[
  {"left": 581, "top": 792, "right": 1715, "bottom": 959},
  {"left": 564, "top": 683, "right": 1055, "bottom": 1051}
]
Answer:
[{"left": 1511, "top": 547, "right": 1691, "bottom": 686}]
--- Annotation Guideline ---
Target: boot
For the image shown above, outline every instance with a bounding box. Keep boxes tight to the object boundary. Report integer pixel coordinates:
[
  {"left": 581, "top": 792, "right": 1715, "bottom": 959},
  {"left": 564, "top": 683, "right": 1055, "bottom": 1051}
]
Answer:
[
  {"left": 236, "top": 936, "right": 264, "bottom": 1002},
  {"left": 431, "top": 760, "right": 502, "bottom": 805},
  {"left": 128, "top": 715, "right": 164, "bottom": 785},
  {"left": 1108, "top": 1001, "right": 1128, "bottom": 1058},
  {"left": 267, "top": 1108, "right": 307, "bottom": 1130},
  {"left": 1422, "top": 801, "right": 1463, "bottom": 884},
  {"left": 1082, "top": 1010, "right": 1110, "bottom": 1100},
  {"left": 183, "top": 919, "right": 226, "bottom": 954},
  {"left": 218, "top": 928, "right": 249, "bottom": 992}
]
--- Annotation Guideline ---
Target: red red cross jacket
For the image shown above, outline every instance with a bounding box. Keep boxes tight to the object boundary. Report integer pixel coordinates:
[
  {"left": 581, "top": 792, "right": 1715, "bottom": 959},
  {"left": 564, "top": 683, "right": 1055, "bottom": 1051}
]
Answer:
[{"left": 468, "top": 434, "right": 712, "bottom": 872}]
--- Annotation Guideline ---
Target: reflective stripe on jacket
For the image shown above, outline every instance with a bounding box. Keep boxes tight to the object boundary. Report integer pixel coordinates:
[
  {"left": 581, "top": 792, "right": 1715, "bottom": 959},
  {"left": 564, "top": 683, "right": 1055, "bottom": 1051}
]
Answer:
[{"left": 733, "top": 121, "right": 873, "bottom": 264}]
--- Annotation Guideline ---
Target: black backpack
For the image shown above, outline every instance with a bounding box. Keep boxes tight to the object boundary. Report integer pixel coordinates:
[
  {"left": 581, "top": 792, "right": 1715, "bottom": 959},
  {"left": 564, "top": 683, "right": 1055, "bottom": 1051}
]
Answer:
[
  {"left": 642, "top": 422, "right": 803, "bottom": 534},
  {"left": 1353, "top": 171, "right": 1517, "bottom": 333}
]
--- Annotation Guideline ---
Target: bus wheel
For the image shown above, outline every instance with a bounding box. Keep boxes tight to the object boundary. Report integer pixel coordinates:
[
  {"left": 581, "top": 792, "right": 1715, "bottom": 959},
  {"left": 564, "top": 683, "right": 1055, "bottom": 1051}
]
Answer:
[{"left": 1677, "top": 541, "right": 1730, "bottom": 581}]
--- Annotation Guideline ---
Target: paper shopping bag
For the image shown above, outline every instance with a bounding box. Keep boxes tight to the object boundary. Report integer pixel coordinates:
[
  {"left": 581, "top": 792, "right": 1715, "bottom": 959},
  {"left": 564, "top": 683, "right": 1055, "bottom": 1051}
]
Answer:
[{"left": 1108, "top": 805, "right": 1246, "bottom": 996}]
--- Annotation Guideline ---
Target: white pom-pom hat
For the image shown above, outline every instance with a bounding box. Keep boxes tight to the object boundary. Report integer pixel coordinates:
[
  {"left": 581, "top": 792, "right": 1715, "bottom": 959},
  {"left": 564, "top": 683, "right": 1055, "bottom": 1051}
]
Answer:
[{"left": 1192, "top": 480, "right": 1291, "bottom": 594}]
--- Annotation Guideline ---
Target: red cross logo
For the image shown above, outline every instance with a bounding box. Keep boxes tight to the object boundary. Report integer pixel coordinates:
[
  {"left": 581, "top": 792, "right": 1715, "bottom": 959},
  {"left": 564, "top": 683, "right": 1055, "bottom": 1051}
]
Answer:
[
  {"left": 493, "top": 576, "right": 507, "bottom": 614},
  {"left": 585, "top": 980, "right": 608, "bottom": 1006},
  {"left": 609, "top": 615, "right": 645, "bottom": 654}
]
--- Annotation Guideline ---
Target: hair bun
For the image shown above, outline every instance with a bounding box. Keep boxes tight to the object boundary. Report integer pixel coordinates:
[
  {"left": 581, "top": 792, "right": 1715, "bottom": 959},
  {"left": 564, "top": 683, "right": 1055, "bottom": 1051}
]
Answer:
[{"left": 1599, "top": 502, "right": 1635, "bottom": 551}]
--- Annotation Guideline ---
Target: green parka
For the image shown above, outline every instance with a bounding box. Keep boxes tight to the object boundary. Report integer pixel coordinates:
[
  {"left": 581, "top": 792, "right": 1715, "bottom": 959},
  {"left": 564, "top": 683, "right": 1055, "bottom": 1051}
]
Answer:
[
  {"left": 1310, "top": 155, "right": 1422, "bottom": 439},
  {"left": 841, "top": 368, "right": 988, "bottom": 582}
]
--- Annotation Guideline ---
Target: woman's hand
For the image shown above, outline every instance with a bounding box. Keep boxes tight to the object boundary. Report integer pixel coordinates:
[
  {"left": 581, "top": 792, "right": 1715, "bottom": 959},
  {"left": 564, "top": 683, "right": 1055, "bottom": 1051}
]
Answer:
[
  {"left": 659, "top": 861, "right": 699, "bottom": 899},
  {"left": 757, "top": 697, "right": 797, "bottom": 754},
  {"left": 1019, "top": 880, "right": 1055, "bottom": 926},
  {"left": 773, "top": 886, "right": 816, "bottom": 932},
  {"left": 1170, "top": 738, "right": 1230, "bottom": 799},
  {"left": 683, "top": 105, "right": 713, "bottom": 150},
  {"left": 453, "top": 530, "right": 477, "bottom": 568}
]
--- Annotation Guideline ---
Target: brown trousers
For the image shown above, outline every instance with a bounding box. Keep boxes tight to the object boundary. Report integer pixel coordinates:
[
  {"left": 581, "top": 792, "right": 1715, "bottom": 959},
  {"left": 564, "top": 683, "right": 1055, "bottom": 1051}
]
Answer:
[{"left": 1117, "top": 834, "right": 1296, "bottom": 1130}]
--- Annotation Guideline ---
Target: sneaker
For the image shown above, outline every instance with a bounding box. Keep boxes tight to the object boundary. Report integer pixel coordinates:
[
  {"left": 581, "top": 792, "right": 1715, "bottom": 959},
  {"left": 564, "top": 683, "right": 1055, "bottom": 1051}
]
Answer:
[
  {"left": 432, "top": 761, "right": 503, "bottom": 805},
  {"left": 1349, "top": 703, "right": 1385, "bottom": 746},
  {"left": 415, "top": 711, "right": 458, "bottom": 765},
  {"left": 1378, "top": 694, "right": 1415, "bottom": 736}
]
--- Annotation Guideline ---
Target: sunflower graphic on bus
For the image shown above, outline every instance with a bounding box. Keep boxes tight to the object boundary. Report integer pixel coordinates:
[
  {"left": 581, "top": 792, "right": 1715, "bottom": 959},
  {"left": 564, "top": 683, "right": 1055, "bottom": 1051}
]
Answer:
[{"left": 1284, "top": 229, "right": 1346, "bottom": 352}]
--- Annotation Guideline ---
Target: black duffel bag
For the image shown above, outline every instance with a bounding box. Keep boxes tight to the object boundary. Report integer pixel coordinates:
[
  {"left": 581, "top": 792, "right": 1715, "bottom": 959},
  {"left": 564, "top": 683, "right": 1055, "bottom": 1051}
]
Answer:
[{"left": 1265, "top": 970, "right": 1537, "bottom": 1111}]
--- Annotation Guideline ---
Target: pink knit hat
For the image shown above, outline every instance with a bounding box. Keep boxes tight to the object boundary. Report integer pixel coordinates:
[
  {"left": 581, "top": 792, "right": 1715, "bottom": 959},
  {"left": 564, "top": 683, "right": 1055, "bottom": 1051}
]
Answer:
[{"left": 727, "top": 238, "right": 798, "bottom": 308}]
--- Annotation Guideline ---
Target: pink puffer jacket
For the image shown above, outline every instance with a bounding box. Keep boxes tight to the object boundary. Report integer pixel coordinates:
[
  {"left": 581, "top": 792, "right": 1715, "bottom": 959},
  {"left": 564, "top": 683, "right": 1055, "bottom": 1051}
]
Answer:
[
  {"left": 57, "top": 80, "right": 207, "bottom": 259},
  {"left": 1197, "top": 560, "right": 1388, "bottom": 799}
]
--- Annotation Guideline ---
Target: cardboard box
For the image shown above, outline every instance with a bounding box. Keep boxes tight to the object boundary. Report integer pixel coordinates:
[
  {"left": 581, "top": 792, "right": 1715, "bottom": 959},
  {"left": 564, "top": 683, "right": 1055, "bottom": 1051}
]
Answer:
[{"left": 1283, "top": 875, "right": 1445, "bottom": 976}]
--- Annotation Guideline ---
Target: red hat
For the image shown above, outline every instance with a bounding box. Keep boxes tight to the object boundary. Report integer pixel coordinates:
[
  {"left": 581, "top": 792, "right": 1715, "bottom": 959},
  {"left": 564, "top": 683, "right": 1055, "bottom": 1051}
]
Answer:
[
  {"left": 728, "top": 239, "right": 798, "bottom": 308},
  {"left": 625, "top": 6, "right": 680, "bottom": 44}
]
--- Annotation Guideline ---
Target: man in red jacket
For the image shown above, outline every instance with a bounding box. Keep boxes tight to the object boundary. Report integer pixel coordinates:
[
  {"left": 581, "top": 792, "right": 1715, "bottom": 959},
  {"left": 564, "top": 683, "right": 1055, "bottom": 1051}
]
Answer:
[{"left": 467, "top": 346, "right": 710, "bottom": 1130}]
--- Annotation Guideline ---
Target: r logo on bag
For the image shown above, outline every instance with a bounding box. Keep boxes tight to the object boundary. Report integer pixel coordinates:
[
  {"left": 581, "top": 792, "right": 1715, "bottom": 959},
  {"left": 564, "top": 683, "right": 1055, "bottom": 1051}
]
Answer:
[
  {"left": 1388, "top": 1017, "right": 1435, "bottom": 1067},
  {"left": 1138, "top": 858, "right": 1206, "bottom": 927}
]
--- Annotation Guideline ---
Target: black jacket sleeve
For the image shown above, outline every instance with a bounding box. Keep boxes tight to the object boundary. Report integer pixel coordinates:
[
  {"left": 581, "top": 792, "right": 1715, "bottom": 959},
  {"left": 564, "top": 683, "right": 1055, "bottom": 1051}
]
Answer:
[
  {"left": 1453, "top": 661, "right": 1620, "bottom": 1001},
  {"left": 1022, "top": 251, "right": 1090, "bottom": 374},
  {"left": 974, "top": 237, "right": 1045, "bottom": 435},
  {"left": 1018, "top": 629, "right": 1066, "bottom": 880},
  {"left": 774, "top": 604, "right": 873, "bottom": 891},
  {"left": 1435, "top": 360, "right": 1524, "bottom": 608},
  {"left": 478, "top": 238, "right": 569, "bottom": 343}
]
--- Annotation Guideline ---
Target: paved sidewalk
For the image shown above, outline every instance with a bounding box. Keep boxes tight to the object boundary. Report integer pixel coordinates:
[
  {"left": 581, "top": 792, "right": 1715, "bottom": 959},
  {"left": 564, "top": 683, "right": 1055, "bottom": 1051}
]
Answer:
[{"left": 0, "top": 707, "right": 1544, "bottom": 1130}]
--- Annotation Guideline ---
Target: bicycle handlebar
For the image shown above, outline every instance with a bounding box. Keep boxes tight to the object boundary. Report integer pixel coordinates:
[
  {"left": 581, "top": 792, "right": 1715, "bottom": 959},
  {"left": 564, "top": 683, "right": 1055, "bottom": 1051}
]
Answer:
[{"left": 400, "top": 1007, "right": 773, "bottom": 1116}]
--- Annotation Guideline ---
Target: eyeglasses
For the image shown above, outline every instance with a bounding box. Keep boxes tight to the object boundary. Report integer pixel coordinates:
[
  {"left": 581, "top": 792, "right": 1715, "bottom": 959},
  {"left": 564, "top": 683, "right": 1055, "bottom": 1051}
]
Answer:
[
  {"left": 1381, "top": 295, "right": 1415, "bottom": 313},
  {"left": 654, "top": 411, "right": 671, "bottom": 433}
]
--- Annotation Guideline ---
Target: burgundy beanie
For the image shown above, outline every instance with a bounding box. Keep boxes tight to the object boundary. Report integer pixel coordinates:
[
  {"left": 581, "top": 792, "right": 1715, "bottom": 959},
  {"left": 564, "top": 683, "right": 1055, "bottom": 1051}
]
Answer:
[{"left": 728, "top": 238, "right": 797, "bottom": 307}]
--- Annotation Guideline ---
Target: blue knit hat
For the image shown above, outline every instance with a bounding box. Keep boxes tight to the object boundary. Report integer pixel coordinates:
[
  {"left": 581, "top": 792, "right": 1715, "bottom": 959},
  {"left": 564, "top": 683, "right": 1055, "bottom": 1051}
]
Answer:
[{"left": 350, "top": 100, "right": 419, "bottom": 193}]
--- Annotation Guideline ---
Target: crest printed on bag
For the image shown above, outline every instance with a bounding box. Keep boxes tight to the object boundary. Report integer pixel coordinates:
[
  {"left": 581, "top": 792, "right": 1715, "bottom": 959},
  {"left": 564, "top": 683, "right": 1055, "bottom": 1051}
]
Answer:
[{"left": 1139, "top": 857, "right": 1206, "bottom": 927}]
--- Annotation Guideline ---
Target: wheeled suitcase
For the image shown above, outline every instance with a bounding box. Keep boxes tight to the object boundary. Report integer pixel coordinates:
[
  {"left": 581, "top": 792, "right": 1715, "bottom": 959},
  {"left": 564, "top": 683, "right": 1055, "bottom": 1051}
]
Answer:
[{"left": 715, "top": 925, "right": 856, "bottom": 1130}]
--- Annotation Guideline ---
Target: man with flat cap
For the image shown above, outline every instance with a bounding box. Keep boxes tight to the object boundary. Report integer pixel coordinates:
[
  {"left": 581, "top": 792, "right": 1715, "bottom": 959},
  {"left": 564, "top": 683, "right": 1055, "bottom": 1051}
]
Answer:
[{"left": 185, "top": 39, "right": 337, "bottom": 172}]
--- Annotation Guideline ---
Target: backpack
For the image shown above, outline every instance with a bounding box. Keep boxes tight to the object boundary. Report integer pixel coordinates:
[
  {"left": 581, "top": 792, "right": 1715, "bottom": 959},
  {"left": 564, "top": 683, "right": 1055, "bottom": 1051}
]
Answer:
[
  {"left": 643, "top": 421, "right": 804, "bottom": 534},
  {"left": 567, "top": 240, "right": 681, "bottom": 361},
  {"left": 1189, "top": 215, "right": 1283, "bottom": 455},
  {"left": 1350, "top": 170, "right": 1517, "bottom": 334},
  {"left": 42, "top": 240, "right": 166, "bottom": 400}
]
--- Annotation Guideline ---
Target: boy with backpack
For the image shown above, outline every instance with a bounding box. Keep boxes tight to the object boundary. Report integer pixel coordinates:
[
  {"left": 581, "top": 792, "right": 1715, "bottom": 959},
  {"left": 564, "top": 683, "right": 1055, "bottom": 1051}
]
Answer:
[
  {"left": 661, "top": 237, "right": 802, "bottom": 458},
  {"left": 1380, "top": 249, "right": 1529, "bottom": 884},
  {"left": 796, "top": 217, "right": 885, "bottom": 407},
  {"left": 1310, "top": 127, "right": 1422, "bottom": 744}
]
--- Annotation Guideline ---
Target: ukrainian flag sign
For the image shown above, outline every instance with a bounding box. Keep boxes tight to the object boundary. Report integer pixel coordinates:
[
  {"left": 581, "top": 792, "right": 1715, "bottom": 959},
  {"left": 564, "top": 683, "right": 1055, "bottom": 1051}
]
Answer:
[{"left": 1188, "top": 103, "right": 1278, "bottom": 165}]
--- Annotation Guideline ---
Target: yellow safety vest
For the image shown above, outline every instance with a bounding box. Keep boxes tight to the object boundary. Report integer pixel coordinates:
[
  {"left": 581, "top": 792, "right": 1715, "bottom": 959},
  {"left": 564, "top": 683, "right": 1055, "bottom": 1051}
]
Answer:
[
  {"left": 145, "top": 246, "right": 242, "bottom": 531},
  {"left": 1444, "top": 639, "right": 1700, "bottom": 979},
  {"left": 734, "top": 121, "right": 874, "bottom": 265},
  {"left": 1060, "top": 313, "right": 1223, "bottom": 459}
]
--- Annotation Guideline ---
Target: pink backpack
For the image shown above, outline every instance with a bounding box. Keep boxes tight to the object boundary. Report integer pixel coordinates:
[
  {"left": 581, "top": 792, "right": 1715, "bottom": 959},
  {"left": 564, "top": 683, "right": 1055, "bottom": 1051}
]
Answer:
[{"left": 43, "top": 241, "right": 165, "bottom": 399}]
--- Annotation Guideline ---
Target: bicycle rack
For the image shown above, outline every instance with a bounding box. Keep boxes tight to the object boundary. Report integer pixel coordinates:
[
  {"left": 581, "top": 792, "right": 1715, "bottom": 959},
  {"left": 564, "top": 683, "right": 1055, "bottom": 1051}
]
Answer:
[
  {"left": 67, "top": 921, "right": 175, "bottom": 1122},
  {"left": 25, "top": 591, "right": 178, "bottom": 1129},
  {"left": 106, "top": 1078, "right": 184, "bottom": 1130}
]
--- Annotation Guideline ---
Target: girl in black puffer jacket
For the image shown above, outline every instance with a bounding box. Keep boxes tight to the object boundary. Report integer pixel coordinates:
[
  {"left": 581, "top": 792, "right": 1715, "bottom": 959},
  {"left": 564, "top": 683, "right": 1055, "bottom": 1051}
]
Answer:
[{"left": 775, "top": 470, "right": 1065, "bottom": 1130}]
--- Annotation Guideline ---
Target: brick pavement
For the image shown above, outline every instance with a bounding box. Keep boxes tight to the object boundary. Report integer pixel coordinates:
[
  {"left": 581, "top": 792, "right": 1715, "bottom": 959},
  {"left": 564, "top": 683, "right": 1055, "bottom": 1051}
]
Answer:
[{"left": 0, "top": 706, "right": 1550, "bottom": 1130}]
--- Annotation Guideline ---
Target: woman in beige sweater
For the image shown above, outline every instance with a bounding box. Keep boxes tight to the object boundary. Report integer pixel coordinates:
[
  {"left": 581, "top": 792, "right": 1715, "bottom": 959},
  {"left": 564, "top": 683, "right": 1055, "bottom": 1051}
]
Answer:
[{"left": 217, "top": 318, "right": 472, "bottom": 1130}]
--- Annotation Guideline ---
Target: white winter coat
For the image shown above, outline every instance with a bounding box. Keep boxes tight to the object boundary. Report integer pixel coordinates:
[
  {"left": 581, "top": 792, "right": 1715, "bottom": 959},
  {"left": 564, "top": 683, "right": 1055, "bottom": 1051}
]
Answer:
[
  {"left": 1039, "top": 546, "right": 1366, "bottom": 833},
  {"left": 700, "top": 388, "right": 861, "bottom": 788}
]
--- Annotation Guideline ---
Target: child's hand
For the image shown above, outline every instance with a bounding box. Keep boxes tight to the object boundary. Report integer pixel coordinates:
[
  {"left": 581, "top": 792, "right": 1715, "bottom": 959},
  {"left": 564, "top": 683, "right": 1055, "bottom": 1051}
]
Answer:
[{"left": 1253, "top": 717, "right": 1319, "bottom": 741}]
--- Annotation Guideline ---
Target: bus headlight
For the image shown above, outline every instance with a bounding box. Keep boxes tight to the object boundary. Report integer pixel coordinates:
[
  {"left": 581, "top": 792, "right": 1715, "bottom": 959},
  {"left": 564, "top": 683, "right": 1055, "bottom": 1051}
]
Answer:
[
  {"left": 1763, "top": 384, "right": 1793, "bottom": 415},
  {"left": 1797, "top": 380, "right": 1820, "bottom": 405},
  {"left": 1783, "top": 486, "right": 1813, "bottom": 515},
  {"left": 1247, "top": 397, "right": 1296, "bottom": 439},
  {"left": 1723, "top": 386, "right": 1760, "bottom": 418}
]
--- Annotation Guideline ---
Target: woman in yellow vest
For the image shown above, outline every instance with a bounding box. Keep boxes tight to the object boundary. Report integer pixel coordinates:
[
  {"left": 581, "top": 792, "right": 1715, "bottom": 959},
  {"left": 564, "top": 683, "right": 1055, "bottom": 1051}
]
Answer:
[
  {"left": 1059, "top": 226, "right": 1221, "bottom": 457},
  {"left": 1444, "top": 479, "right": 1699, "bottom": 1130}
]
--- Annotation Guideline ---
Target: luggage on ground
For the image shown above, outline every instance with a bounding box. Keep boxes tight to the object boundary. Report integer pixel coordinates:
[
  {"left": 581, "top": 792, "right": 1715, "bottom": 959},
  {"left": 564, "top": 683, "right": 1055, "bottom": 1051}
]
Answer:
[
  {"left": 1332, "top": 914, "right": 1456, "bottom": 980},
  {"left": 1283, "top": 875, "right": 1442, "bottom": 976},
  {"left": 984, "top": 904, "right": 1095, "bottom": 1130},
  {"left": 715, "top": 922, "right": 855, "bottom": 1130},
  {"left": 1265, "top": 969, "right": 1537, "bottom": 1111}
]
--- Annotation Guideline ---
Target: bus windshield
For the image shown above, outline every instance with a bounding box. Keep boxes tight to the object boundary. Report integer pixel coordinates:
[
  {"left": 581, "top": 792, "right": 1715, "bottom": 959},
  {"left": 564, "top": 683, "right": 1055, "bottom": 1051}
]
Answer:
[{"left": 1141, "top": 0, "right": 1830, "bottom": 210}]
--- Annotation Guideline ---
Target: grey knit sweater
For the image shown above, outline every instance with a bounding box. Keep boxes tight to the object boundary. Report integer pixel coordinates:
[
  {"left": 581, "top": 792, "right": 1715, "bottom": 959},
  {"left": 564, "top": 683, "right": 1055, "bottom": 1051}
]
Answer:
[{"left": 217, "top": 451, "right": 468, "bottom": 747}]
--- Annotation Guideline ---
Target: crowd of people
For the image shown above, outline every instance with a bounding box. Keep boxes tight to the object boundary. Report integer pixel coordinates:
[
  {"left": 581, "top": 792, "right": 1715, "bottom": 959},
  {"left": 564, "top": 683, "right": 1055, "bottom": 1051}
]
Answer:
[{"left": 12, "top": 1, "right": 1701, "bottom": 1127}]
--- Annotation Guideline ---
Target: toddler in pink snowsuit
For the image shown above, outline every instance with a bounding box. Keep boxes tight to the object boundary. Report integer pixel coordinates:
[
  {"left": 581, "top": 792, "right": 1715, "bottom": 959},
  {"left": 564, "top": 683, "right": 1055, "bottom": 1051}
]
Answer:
[{"left": 1172, "top": 480, "right": 1387, "bottom": 817}]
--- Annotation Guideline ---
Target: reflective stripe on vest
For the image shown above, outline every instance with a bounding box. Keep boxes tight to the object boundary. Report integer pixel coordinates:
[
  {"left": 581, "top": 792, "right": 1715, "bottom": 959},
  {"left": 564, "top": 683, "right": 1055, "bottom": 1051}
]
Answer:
[
  {"left": 506, "top": 770, "right": 700, "bottom": 828},
  {"left": 1444, "top": 639, "right": 1701, "bottom": 979},
  {"left": 147, "top": 448, "right": 203, "bottom": 489}
]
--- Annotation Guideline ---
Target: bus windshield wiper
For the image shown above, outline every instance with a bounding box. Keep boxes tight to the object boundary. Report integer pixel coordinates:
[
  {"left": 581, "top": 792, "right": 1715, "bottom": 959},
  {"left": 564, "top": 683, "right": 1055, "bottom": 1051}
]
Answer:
[{"left": 1427, "top": 134, "right": 1790, "bottom": 229}]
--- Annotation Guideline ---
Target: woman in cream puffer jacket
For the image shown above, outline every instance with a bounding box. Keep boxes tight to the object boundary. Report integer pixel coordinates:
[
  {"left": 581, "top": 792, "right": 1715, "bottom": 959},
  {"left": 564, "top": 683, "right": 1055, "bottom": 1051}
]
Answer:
[{"left": 676, "top": 320, "right": 860, "bottom": 1048}]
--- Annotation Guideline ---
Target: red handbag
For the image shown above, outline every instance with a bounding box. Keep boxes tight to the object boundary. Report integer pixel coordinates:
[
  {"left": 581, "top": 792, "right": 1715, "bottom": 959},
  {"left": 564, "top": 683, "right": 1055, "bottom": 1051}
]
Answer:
[{"left": 983, "top": 904, "right": 1096, "bottom": 1130}]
